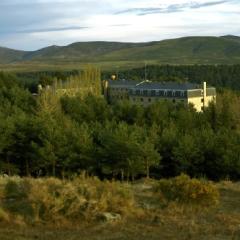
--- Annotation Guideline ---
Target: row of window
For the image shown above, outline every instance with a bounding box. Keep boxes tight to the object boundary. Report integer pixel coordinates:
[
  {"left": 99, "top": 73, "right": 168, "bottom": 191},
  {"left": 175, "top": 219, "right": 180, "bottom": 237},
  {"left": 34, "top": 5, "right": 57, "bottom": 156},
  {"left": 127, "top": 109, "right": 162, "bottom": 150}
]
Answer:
[
  {"left": 110, "top": 87, "right": 187, "bottom": 98},
  {"left": 131, "top": 97, "right": 185, "bottom": 103},
  {"left": 110, "top": 87, "right": 128, "bottom": 92},
  {"left": 111, "top": 95, "right": 128, "bottom": 100},
  {"left": 129, "top": 89, "right": 187, "bottom": 98}
]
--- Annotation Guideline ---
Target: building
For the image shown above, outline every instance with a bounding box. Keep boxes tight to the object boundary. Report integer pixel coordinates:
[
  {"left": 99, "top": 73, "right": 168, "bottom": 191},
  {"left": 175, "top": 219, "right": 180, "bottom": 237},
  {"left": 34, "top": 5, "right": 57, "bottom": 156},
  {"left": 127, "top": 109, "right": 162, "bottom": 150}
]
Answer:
[{"left": 103, "top": 79, "right": 216, "bottom": 112}]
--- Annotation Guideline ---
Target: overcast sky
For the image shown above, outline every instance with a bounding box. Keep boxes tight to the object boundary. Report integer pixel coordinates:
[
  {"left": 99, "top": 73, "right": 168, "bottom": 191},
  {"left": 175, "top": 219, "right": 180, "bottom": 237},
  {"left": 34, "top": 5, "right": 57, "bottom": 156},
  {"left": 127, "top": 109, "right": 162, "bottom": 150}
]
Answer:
[{"left": 0, "top": 0, "right": 239, "bottom": 51}]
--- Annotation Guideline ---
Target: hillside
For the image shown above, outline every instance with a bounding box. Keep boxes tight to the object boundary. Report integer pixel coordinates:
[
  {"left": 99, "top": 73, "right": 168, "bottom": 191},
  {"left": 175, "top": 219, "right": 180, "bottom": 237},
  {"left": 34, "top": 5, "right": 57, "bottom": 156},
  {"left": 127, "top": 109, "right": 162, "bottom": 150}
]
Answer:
[
  {"left": 22, "top": 42, "right": 150, "bottom": 61},
  {"left": 0, "top": 47, "right": 27, "bottom": 64},
  {"left": 0, "top": 36, "right": 240, "bottom": 66},
  {"left": 99, "top": 36, "right": 240, "bottom": 64}
]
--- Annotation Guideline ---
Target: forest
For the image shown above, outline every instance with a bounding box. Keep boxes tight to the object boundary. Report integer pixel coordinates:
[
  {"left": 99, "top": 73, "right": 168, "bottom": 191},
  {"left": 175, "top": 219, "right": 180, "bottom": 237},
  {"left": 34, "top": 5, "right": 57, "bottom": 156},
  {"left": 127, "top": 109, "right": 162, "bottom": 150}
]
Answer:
[
  {"left": 0, "top": 68, "right": 240, "bottom": 181},
  {"left": 109, "top": 64, "right": 240, "bottom": 90}
]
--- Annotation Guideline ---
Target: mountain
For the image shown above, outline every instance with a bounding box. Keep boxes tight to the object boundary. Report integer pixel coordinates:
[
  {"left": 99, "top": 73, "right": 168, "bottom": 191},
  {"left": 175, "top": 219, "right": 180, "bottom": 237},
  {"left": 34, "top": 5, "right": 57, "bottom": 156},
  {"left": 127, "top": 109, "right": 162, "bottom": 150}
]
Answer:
[
  {"left": 221, "top": 35, "right": 240, "bottom": 43},
  {"left": 22, "top": 42, "right": 153, "bottom": 62},
  {"left": 1, "top": 36, "right": 240, "bottom": 65},
  {"left": 0, "top": 47, "right": 27, "bottom": 64}
]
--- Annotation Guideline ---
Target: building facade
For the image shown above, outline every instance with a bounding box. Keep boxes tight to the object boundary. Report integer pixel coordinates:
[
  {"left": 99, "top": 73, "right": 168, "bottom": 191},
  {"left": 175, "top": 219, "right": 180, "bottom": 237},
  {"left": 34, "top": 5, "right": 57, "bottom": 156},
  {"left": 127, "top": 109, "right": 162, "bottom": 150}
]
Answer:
[{"left": 104, "top": 79, "right": 216, "bottom": 112}]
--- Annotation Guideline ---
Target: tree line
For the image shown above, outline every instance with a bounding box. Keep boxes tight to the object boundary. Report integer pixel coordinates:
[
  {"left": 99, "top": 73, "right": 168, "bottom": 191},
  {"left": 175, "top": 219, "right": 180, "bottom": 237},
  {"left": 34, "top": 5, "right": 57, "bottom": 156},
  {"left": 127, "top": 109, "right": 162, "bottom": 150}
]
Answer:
[
  {"left": 18, "top": 65, "right": 240, "bottom": 93},
  {"left": 103, "top": 64, "right": 240, "bottom": 90},
  {"left": 0, "top": 71, "right": 240, "bottom": 181}
]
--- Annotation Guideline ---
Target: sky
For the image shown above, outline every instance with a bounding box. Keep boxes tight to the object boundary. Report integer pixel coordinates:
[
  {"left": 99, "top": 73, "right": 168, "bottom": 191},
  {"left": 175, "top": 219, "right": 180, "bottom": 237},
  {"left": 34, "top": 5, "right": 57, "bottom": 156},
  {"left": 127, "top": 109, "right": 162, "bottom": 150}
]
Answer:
[{"left": 0, "top": 0, "right": 240, "bottom": 51}]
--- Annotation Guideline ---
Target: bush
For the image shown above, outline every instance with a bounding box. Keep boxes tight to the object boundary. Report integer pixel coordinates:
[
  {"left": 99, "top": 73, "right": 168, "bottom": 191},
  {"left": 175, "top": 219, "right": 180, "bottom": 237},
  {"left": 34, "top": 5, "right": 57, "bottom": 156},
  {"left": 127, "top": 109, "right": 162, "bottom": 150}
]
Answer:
[
  {"left": 156, "top": 174, "right": 219, "bottom": 207},
  {"left": 3, "top": 180, "right": 33, "bottom": 220},
  {"left": 0, "top": 176, "right": 136, "bottom": 225}
]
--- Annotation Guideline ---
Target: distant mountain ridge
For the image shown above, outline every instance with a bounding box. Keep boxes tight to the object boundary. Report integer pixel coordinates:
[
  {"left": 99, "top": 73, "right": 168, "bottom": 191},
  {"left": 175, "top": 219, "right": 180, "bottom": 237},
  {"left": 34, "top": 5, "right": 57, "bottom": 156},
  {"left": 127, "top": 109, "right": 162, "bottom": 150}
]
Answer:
[{"left": 1, "top": 36, "right": 240, "bottom": 65}]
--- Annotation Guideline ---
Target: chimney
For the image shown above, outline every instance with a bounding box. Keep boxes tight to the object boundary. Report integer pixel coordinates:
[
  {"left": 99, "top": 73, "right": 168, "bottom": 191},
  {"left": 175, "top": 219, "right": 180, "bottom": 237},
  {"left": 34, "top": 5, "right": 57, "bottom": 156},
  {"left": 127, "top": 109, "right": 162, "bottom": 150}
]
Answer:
[{"left": 203, "top": 82, "right": 207, "bottom": 108}]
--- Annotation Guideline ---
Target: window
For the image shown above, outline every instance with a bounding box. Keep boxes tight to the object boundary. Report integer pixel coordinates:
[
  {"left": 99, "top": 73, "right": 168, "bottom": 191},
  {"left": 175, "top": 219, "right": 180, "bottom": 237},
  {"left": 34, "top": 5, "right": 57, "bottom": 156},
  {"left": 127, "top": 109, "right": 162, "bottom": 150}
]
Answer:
[
  {"left": 172, "top": 91, "right": 176, "bottom": 97},
  {"left": 159, "top": 90, "right": 164, "bottom": 96},
  {"left": 143, "top": 90, "right": 148, "bottom": 96},
  {"left": 201, "top": 98, "right": 204, "bottom": 103},
  {"left": 151, "top": 90, "right": 156, "bottom": 96},
  {"left": 141, "top": 98, "right": 144, "bottom": 102},
  {"left": 148, "top": 98, "right": 152, "bottom": 102},
  {"left": 173, "top": 99, "right": 176, "bottom": 103},
  {"left": 167, "top": 91, "right": 172, "bottom": 97}
]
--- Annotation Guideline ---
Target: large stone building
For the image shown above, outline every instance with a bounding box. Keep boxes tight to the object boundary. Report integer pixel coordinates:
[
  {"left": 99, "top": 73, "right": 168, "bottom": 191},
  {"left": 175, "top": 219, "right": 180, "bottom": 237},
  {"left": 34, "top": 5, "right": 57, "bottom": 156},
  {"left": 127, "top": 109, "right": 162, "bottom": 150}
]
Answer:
[{"left": 103, "top": 79, "right": 216, "bottom": 112}]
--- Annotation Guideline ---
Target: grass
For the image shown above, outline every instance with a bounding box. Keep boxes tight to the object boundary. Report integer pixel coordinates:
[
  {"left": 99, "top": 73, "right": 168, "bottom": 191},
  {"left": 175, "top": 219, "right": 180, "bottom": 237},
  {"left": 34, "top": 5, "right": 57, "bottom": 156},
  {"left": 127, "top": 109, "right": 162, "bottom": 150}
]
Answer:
[
  {"left": 0, "top": 60, "right": 157, "bottom": 73},
  {"left": 0, "top": 176, "right": 240, "bottom": 239}
]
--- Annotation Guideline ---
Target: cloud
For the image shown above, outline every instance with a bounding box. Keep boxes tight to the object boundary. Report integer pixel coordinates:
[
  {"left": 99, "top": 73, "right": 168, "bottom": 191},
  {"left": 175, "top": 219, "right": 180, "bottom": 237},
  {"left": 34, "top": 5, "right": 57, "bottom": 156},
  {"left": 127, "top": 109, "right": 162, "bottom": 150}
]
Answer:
[
  {"left": 115, "top": 1, "right": 229, "bottom": 16},
  {"left": 19, "top": 26, "right": 89, "bottom": 34},
  {"left": 191, "top": 0, "right": 228, "bottom": 8},
  {"left": 0, "top": 0, "right": 239, "bottom": 50}
]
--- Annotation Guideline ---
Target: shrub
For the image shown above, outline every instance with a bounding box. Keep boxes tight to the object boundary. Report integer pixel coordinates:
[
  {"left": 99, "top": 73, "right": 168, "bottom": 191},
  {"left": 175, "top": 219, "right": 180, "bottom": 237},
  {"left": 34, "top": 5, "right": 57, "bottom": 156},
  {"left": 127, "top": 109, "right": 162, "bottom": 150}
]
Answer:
[
  {"left": 0, "top": 176, "right": 136, "bottom": 225},
  {"left": 156, "top": 174, "right": 219, "bottom": 207},
  {"left": 3, "top": 180, "right": 33, "bottom": 220}
]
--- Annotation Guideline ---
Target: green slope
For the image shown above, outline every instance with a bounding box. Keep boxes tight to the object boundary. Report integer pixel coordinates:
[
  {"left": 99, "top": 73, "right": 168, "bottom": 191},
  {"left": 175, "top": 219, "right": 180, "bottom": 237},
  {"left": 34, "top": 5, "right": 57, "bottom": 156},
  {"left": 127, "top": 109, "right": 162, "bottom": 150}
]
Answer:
[
  {"left": 0, "top": 47, "right": 27, "bottom": 64},
  {"left": 0, "top": 36, "right": 240, "bottom": 65},
  {"left": 22, "top": 42, "right": 150, "bottom": 61},
  {"left": 98, "top": 36, "right": 240, "bottom": 64}
]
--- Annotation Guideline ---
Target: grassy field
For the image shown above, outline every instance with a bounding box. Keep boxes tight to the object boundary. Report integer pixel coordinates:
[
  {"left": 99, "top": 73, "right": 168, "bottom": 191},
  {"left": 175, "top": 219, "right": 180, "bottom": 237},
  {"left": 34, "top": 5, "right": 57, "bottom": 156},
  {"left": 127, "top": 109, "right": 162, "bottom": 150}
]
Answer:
[
  {"left": 0, "top": 176, "right": 239, "bottom": 239},
  {"left": 0, "top": 60, "right": 158, "bottom": 73}
]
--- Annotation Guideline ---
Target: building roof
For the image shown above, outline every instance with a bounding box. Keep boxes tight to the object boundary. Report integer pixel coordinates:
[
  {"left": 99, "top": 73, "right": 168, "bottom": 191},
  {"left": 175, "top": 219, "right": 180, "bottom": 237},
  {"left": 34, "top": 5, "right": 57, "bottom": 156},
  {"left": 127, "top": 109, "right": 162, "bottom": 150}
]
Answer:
[
  {"left": 133, "top": 81, "right": 202, "bottom": 90},
  {"left": 108, "top": 79, "right": 216, "bottom": 91}
]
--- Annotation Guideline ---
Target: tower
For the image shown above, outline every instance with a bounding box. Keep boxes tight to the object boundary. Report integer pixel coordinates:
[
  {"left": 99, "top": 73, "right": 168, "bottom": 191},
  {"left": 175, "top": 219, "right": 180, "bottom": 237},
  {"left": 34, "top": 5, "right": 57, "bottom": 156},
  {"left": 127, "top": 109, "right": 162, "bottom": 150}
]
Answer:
[{"left": 203, "top": 81, "right": 207, "bottom": 109}]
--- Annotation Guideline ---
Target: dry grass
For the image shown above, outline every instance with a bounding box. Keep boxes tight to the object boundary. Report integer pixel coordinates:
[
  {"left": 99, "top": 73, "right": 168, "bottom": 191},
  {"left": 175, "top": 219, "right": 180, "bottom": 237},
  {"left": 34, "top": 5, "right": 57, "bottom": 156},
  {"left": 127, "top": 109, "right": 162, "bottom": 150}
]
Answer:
[
  {"left": 0, "top": 176, "right": 240, "bottom": 239},
  {"left": 0, "top": 175, "right": 136, "bottom": 226}
]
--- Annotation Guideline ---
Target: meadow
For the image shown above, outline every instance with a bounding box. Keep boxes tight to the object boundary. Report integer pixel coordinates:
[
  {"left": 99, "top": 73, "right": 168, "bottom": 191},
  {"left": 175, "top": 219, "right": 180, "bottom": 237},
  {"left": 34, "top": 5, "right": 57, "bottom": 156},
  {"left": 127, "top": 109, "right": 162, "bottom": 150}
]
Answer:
[{"left": 0, "top": 175, "right": 239, "bottom": 240}]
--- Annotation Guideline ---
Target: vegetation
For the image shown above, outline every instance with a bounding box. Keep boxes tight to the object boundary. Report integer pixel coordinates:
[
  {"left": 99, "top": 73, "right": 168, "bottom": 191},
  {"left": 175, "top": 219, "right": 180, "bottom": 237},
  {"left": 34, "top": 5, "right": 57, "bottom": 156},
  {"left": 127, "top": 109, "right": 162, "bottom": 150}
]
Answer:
[
  {"left": 114, "top": 64, "right": 240, "bottom": 90},
  {"left": 1, "top": 175, "right": 135, "bottom": 225},
  {"left": 0, "top": 70, "right": 240, "bottom": 181},
  {"left": 0, "top": 64, "right": 240, "bottom": 239},
  {"left": 10, "top": 64, "right": 240, "bottom": 93},
  {"left": 0, "top": 175, "right": 240, "bottom": 239},
  {"left": 156, "top": 174, "right": 219, "bottom": 207}
]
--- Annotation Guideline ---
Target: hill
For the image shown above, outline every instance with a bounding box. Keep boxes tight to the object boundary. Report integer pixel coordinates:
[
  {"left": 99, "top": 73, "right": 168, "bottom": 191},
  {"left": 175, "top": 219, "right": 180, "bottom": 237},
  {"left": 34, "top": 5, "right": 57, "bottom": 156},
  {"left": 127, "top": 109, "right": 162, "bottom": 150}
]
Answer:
[
  {"left": 99, "top": 36, "right": 240, "bottom": 64},
  {"left": 0, "top": 36, "right": 240, "bottom": 68},
  {"left": 0, "top": 47, "right": 27, "bottom": 64},
  {"left": 22, "top": 42, "right": 150, "bottom": 62}
]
